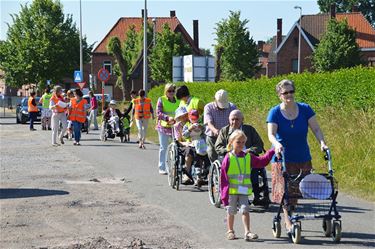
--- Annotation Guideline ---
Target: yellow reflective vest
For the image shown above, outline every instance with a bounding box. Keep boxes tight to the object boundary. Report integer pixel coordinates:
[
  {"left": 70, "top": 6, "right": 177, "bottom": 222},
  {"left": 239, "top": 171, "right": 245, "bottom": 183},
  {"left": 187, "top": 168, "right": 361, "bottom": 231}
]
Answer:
[{"left": 227, "top": 153, "right": 252, "bottom": 195}]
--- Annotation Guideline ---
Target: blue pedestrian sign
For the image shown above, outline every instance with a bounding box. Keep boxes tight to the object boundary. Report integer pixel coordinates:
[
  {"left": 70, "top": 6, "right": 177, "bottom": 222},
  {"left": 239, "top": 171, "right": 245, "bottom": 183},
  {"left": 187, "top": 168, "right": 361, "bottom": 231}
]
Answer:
[{"left": 74, "top": 70, "right": 83, "bottom": 83}]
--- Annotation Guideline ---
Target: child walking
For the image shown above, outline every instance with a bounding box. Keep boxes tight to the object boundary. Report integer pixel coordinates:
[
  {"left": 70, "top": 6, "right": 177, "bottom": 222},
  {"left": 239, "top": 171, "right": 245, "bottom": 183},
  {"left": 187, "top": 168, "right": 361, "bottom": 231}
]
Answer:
[{"left": 220, "top": 130, "right": 274, "bottom": 241}]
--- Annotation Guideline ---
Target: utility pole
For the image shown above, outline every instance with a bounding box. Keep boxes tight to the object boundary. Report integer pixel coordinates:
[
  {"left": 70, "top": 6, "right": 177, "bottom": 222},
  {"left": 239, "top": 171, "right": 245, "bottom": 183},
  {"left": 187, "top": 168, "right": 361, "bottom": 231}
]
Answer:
[
  {"left": 143, "top": 0, "right": 148, "bottom": 92},
  {"left": 294, "top": 6, "right": 302, "bottom": 74},
  {"left": 79, "top": 0, "right": 83, "bottom": 75}
]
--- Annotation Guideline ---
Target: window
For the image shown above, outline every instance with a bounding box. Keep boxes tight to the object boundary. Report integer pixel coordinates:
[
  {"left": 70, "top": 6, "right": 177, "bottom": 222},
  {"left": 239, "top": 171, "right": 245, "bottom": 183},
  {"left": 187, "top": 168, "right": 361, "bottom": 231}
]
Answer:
[
  {"left": 291, "top": 59, "right": 298, "bottom": 73},
  {"left": 103, "top": 61, "right": 112, "bottom": 74}
]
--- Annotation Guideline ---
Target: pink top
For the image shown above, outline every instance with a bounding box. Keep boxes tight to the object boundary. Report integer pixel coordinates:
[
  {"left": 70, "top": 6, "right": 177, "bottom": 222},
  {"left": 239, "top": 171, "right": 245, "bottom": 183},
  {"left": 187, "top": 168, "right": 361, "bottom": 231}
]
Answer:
[{"left": 220, "top": 149, "right": 275, "bottom": 206}]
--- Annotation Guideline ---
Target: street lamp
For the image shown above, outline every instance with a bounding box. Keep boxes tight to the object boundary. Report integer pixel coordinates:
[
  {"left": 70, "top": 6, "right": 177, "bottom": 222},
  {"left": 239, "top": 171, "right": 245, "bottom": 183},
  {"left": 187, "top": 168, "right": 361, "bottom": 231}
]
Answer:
[
  {"left": 79, "top": 0, "right": 83, "bottom": 76},
  {"left": 152, "top": 18, "right": 156, "bottom": 47},
  {"left": 143, "top": 0, "right": 148, "bottom": 92},
  {"left": 294, "top": 6, "right": 302, "bottom": 74}
]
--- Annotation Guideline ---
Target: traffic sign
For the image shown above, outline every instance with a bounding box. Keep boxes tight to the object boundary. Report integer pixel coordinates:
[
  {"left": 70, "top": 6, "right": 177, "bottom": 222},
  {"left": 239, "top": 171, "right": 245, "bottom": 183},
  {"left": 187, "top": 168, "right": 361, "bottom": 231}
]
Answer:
[
  {"left": 97, "top": 68, "right": 110, "bottom": 83},
  {"left": 74, "top": 70, "right": 83, "bottom": 83},
  {"left": 77, "top": 81, "right": 86, "bottom": 90}
]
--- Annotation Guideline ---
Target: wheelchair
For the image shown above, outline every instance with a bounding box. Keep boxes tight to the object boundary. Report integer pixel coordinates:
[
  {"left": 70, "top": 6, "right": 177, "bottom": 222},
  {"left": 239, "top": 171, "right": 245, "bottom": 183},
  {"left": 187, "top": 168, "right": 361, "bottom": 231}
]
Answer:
[
  {"left": 100, "top": 118, "right": 126, "bottom": 143},
  {"left": 166, "top": 139, "right": 210, "bottom": 191}
]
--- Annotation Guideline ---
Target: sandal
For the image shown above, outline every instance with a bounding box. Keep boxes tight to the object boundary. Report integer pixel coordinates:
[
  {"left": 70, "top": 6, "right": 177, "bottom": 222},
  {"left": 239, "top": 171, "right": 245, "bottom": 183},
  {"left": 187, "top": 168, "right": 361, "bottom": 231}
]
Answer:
[
  {"left": 245, "top": 232, "right": 258, "bottom": 241},
  {"left": 226, "top": 230, "right": 235, "bottom": 240}
]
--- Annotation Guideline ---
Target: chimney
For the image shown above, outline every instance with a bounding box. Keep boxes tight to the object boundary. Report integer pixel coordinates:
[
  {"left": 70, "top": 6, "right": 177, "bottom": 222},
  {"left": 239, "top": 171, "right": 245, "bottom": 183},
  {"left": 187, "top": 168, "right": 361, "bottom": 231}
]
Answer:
[
  {"left": 277, "top": 18, "right": 282, "bottom": 48},
  {"left": 258, "top": 40, "right": 265, "bottom": 51},
  {"left": 330, "top": 3, "right": 336, "bottom": 19},
  {"left": 193, "top": 20, "right": 199, "bottom": 50},
  {"left": 170, "top": 10, "right": 176, "bottom": 17},
  {"left": 141, "top": 9, "right": 144, "bottom": 18}
]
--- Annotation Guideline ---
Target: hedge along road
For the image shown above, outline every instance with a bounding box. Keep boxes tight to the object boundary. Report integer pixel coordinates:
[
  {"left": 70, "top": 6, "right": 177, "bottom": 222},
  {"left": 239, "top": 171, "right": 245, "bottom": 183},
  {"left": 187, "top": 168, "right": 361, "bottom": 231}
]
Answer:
[{"left": 1, "top": 119, "right": 374, "bottom": 249}]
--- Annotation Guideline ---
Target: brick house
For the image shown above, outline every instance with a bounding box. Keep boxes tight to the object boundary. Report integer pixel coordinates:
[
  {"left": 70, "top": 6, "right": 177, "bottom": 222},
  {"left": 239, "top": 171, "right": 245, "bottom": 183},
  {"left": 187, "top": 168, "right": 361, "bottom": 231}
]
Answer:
[
  {"left": 91, "top": 10, "right": 201, "bottom": 100},
  {"left": 266, "top": 8, "right": 375, "bottom": 77}
]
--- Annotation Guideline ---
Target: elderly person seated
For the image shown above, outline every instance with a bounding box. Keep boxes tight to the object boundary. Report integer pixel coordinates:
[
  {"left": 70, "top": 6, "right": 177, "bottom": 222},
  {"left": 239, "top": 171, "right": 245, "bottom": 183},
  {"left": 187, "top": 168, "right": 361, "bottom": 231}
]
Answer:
[{"left": 215, "top": 110, "right": 270, "bottom": 206}]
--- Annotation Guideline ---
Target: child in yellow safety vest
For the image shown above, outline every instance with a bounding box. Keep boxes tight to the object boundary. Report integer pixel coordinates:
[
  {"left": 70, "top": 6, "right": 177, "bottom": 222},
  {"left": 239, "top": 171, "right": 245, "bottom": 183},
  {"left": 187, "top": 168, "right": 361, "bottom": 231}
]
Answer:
[{"left": 220, "top": 130, "right": 275, "bottom": 241}]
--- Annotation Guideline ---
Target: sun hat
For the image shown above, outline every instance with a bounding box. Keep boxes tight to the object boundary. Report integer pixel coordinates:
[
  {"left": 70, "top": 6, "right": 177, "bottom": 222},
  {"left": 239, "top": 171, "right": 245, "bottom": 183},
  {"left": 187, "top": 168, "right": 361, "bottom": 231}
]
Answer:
[
  {"left": 109, "top": 100, "right": 117, "bottom": 105},
  {"left": 215, "top": 89, "right": 229, "bottom": 109},
  {"left": 188, "top": 109, "right": 199, "bottom": 121},
  {"left": 175, "top": 106, "right": 188, "bottom": 119}
]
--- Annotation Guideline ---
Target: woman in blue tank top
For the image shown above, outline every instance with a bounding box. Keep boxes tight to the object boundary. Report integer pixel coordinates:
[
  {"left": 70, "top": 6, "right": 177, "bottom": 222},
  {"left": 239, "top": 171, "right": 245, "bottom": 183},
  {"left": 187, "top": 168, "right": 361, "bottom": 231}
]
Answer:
[{"left": 266, "top": 79, "right": 328, "bottom": 234}]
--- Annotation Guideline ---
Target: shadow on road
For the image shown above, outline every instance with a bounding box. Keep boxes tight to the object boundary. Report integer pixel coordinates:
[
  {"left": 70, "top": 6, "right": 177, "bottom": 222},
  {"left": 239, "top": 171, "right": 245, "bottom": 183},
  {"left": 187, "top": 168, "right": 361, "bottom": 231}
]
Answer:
[{"left": 0, "top": 188, "right": 69, "bottom": 199}]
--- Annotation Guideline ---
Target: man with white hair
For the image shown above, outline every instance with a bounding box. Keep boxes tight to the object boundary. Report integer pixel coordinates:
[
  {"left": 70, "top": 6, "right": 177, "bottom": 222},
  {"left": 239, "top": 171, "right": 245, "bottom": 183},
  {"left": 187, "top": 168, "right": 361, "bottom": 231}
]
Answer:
[
  {"left": 215, "top": 109, "right": 269, "bottom": 206},
  {"left": 204, "top": 89, "right": 237, "bottom": 162}
]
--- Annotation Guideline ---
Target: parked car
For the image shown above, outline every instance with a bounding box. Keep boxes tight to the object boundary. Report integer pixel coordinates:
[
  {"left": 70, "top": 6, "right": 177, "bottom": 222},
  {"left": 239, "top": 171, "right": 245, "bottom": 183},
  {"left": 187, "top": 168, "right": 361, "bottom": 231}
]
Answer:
[{"left": 16, "top": 97, "right": 42, "bottom": 124}]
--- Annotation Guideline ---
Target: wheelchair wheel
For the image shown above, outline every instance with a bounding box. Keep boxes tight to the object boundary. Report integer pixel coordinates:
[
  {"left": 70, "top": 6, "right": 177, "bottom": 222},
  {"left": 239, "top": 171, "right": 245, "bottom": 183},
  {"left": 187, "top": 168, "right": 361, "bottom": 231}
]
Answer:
[
  {"left": 208, "top": 160, "right": 221, "bottom": 208},
  {"left": 166, "top": 143, "right": 177, "bottom": 189}
]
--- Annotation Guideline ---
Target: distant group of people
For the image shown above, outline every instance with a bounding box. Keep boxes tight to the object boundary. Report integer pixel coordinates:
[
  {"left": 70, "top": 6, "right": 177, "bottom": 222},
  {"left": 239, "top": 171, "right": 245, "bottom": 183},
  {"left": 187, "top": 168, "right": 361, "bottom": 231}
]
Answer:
[
  {"left": 27, "top": 86, "right": 98, "bottom": 146},
  {"left": 154, "top": 80, "right": 328, "bottom": 241}
]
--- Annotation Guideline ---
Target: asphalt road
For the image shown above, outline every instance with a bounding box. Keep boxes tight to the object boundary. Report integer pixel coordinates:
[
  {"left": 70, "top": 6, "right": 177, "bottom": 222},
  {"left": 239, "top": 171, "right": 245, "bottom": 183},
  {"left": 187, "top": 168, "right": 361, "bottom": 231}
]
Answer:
[{"left": 1, "top": 116, "right": 374, "bottom": 249}]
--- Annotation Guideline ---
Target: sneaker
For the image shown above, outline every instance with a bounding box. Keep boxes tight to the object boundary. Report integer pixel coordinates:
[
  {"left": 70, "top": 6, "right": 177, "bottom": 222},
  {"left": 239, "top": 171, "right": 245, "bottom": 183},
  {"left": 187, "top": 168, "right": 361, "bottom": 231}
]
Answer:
[
  {"left": 60, "top": 136, "right": 64, "bottom": 144},
  {"left": 159, "top": 170, "right": 167, "bottom": 175},
  {"left": 48, "top": 127, "right": 52, "bottom": 130},
  {"left": 182, "top": 174, "right": 193, "bottom": 185}
]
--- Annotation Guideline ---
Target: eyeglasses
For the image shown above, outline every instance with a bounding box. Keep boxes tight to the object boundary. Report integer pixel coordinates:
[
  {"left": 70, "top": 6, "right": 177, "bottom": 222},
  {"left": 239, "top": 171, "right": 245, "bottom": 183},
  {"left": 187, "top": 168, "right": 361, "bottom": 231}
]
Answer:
[
  {"left": 167, "top": 90, "right": 175, "bottom": 93},
  {"left": 280, "top": 90, "right": 295, "bottom": 95}
]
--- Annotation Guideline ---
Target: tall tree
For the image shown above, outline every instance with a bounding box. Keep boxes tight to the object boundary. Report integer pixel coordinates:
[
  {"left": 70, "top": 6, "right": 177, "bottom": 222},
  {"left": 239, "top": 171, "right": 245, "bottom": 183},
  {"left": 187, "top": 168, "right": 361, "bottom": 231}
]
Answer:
[
  {"left": 312, "top": 19, "right": 361, "bottom": 72},
  {"left": 318, "top": 0, "right": 375, "bottom": 27},
  {"left": 149, "top": 24, "right": 191, "bottom": 83},
  {"left": 107, "top": 23, "right": 152, "bottom": 99},
  {"left": 214, "top": 11, "right": 259, "bottom": 81},
  {"left": 0, "top": 0, "right": 92, "bottom": 90}
]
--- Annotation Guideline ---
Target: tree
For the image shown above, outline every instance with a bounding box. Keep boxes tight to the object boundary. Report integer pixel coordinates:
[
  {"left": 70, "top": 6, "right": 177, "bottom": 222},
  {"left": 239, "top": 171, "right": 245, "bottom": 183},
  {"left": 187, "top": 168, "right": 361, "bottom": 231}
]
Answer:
[
  {"left": 317, "top": 0, "right": 375, "bottom": 27},
  {"left": 107, "top": 23, "right": 153, "bottom": 99},
  {"left": 312, "top": 19, "right": 361, "bottom": 72},
  {"left": 214, "top": 11, "right": 259, "bottom": 81},
  {"left": 0, "top": 0, "right": 93, "bottom": 90},
  {"left": 149, "top": 24, "right": 191, "bottom": 83}
]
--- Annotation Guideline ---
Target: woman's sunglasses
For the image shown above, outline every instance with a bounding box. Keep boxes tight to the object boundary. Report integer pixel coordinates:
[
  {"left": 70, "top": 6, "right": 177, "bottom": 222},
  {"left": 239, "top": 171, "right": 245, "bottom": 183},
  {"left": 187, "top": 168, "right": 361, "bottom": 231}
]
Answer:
[{"left": 281, "top": 90, "right": 295, "bottom": 95}]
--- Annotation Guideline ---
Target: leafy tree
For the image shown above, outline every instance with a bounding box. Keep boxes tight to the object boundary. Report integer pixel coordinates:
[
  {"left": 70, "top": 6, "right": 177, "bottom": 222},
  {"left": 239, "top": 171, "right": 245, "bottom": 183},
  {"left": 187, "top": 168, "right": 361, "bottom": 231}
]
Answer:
[
  {"left": 107, "top": 23, "right": 153, "bottom": 99},
  {"left": 214, "top": 11, "right": 259, "bottom": 81},
  {"left": 0, "top": 0, "right": 93, "bottom": 90},
  {"left": 312, "top": 19, "right": 361, "bottom": 72},
  {"left": 149, "top": 24, "right": 191, "bottom": 83},
  {"left": 317, "top": 0, "right": 375, "bottom": 27}
]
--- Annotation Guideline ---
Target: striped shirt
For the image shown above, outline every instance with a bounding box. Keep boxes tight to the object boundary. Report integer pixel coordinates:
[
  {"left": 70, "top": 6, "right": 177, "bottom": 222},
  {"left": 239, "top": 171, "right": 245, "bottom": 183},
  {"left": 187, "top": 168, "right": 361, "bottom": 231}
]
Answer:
[{"left": 203, "top": 102, "right": 237, "bottom": 137}]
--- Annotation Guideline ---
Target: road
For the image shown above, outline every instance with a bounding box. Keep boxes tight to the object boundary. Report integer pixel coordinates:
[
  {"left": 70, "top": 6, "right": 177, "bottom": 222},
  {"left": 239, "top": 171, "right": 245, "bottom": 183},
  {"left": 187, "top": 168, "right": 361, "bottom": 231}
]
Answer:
[{"left": 1, "top": 116, "right": 374, "bottom": 249}]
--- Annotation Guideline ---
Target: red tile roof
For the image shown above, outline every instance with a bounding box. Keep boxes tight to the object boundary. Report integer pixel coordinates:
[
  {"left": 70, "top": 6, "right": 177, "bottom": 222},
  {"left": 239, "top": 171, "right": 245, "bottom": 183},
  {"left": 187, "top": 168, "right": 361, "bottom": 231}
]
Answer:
[
  {"left": 336, "top": 13, "right": 375, "bottom": 48},
  {"left": 94, "top": 17, "right": 196, "bottom": 53},
  {"left": 300, "top": 12, "right": 375, "bottom": 48}
]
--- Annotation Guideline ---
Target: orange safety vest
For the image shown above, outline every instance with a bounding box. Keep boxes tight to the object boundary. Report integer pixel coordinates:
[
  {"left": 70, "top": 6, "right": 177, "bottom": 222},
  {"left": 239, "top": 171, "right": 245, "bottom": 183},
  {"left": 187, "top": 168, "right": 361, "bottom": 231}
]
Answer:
[
  {"left": 134, "top": 97, "right": 152, "bottom": 120},
  {"left": 50, "top": 94, "right": 66, "bottom": 113},
  {"left": 70, "top": 98, "right": 87, "bottom": 123},
  {"left": 28, "top": 97, "right": 38, "bottom": 113}
]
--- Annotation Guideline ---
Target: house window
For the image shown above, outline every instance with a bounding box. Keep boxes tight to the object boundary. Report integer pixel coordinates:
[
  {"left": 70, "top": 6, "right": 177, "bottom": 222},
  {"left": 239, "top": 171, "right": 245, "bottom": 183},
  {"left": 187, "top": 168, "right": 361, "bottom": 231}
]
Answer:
[
  {"left": 368, "top": 57, "right": 375, "bottom": 67},
  {"left": 103, "top": 61, "right": 112, "bottom": 74},
  {"left": 292, "top": 59, "right": 298, "bottom": 73}
]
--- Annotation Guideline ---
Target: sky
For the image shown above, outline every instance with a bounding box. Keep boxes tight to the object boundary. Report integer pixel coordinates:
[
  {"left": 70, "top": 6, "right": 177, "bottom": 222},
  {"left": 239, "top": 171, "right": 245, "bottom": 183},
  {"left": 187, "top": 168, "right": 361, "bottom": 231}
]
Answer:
[{"left": 1, "top": 0, "right": 320, "bottom": 52}]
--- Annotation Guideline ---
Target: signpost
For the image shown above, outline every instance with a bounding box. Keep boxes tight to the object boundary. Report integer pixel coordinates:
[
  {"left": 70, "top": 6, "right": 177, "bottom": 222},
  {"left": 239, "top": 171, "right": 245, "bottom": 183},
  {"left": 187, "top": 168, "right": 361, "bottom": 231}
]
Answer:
[
  {"left": 77, "top": 81, "right": 86, "bottom": 90},
  {"left": 74, "top": 71, "right": 83, "bottom": 83},
  {"left": 97, "top": 68, "right": 110, "bottom": 113}
]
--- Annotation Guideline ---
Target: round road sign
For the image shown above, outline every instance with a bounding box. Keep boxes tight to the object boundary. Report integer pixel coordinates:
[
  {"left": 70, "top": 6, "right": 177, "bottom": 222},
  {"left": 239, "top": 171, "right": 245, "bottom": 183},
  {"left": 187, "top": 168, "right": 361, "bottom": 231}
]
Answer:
[{"left": 98, "top": 68, "right": 110, "bottom": 83}]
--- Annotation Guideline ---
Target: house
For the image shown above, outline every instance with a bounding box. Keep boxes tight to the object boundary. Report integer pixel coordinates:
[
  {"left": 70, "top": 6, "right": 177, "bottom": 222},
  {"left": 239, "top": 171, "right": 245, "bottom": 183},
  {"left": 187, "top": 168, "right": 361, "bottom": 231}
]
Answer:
[
  {"left": 91, "top": 10, "right": 201, "bottom": 100},
  {"left": 267, "top": 5, "right": 375, "bottom": 77}
]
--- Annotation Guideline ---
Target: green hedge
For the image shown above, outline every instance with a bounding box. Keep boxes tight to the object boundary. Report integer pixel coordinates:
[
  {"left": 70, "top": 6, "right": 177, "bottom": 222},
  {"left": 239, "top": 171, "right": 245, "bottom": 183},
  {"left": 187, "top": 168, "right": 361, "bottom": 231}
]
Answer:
[{"left": 149, "top": 66, "right": 375, "bottom": 111}]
